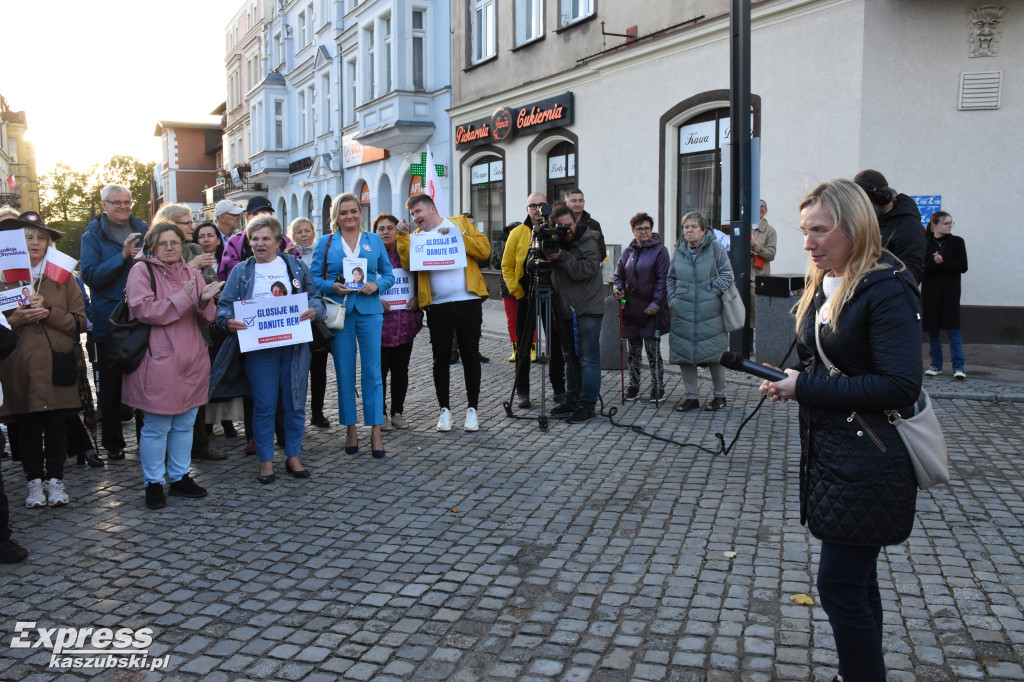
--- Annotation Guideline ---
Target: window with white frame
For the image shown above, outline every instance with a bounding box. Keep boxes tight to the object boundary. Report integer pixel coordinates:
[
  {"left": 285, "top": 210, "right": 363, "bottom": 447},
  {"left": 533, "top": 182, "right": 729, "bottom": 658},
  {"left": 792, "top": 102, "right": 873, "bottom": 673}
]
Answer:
[
  {"left": 299, "top": 91, "right": 307, "bottom": 143},
  {"left": 229, "top": 69, "right": 242, "bottom": 109},
  {"left": 382, "top": 15, "right": 393, "bottom": 94},
  {"left": 471, "top": 0, "right": 495, "bottom": 64},
  {"left": 321, "top": 74, "right": 332, "bottom": 132},
  {"left": 274, "top": 99, "right": 285, "bottom": 149},
  {"left": 366, "top": 25, "right": 375, "bottom": 100},
  {"left": 320, "top": 0, "right": 329, "bottom": 26},
  {"left": 274, "top": 33, "right": 283, "bottom": 65},
  {"left": 559, "top": 0, "right": 593, "bottom": 27},
  {"left": 251, "top": 102, "right": 261, "bottom": 151},
  {"left": 298, "top": 11, "right": 308, "bottom": 45},
  {"left": 306, "top": 85, "right": 315, "bottom": 141},
  {"left": 346, "top": 58, "right": 357, "bottom": 124},
  {"left": 515, "top": 0, "right": 543, "bottom": 45},
  {"left": 412, "top": 9, "right": 425, "bottom": 90},
  {"left": 307, "top": 4, "right": 314, "bottom": 38}
]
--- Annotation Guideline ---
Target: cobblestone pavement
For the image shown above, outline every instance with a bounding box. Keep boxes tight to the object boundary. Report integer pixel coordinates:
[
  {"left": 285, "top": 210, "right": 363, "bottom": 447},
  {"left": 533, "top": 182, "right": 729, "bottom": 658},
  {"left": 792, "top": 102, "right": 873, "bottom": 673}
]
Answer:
[{"left": 1, "top": 327, "right": 1023, "bottom": 681}]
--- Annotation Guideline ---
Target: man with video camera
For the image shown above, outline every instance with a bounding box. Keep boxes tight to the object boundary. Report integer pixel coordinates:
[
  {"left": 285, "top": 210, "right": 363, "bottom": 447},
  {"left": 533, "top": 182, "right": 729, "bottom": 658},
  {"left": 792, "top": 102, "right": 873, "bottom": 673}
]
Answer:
[
  {"left": 540, "top": 202, "right": 604, "bottom": 424},
  {"left": 501, "top": 193, "right": 565, "bottom": 409}
]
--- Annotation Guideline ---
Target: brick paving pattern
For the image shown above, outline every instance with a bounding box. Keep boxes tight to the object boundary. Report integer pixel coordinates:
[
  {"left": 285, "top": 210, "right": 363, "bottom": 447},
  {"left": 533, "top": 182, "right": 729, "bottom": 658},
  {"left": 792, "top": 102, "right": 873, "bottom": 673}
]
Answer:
[{"left": 1, "top": 325, "right": 1022, "bottom": 681}]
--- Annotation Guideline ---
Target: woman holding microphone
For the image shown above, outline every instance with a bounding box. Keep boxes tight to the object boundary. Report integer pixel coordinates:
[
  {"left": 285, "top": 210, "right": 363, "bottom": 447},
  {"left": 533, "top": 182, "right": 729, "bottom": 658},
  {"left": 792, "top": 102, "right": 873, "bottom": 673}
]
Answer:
[{"left": 761, "top": 179, "right": 921, "bottom": 682}]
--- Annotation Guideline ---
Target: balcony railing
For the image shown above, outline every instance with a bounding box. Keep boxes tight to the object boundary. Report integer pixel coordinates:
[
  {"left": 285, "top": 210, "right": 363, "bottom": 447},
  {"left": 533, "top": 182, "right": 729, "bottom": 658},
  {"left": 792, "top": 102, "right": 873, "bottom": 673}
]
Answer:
[{"left": 211, "top": 180, "right": 268, "bottom": 203}]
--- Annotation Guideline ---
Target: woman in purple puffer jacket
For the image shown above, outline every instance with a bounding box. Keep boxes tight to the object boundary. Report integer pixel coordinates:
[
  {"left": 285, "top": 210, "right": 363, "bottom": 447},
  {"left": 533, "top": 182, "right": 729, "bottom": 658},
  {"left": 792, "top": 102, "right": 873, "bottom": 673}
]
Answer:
[
  {"left": 612, "top": 212, "right": 670, "bottom": 401},
  {"left": 374, "top": 213, "right": 424, "bottom": 430}
]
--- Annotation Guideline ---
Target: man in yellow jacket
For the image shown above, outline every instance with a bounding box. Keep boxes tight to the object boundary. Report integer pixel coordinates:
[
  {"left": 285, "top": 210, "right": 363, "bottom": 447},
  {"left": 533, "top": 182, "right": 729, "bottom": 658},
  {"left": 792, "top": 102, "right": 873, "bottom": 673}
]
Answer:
[
  {"left": 404, "top": 193, "right": 490, "bottom": 432},
  {"left": 501, "top": 192, "right": 565, "bottom": 409}
]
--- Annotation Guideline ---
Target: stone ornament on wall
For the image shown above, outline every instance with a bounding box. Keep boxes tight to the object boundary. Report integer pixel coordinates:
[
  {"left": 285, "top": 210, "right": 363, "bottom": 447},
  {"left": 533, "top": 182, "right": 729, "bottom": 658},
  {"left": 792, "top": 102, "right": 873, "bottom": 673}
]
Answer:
[{"left": 969, "top": 5, "right": 1007, "bottom": 57}]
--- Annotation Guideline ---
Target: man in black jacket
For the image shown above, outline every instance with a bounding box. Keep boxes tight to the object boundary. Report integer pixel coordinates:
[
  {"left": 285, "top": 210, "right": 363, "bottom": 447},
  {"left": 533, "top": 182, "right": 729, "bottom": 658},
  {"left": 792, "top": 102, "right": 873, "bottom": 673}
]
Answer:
[
  {"left": 0, "top": 324, "right": 28, "bottom": 563},
  {"left": 854, "top": 170, "right": 926, "bottom": 284},
  {"left": 566, "top": 189, "right": 607, "bottom": 264}
]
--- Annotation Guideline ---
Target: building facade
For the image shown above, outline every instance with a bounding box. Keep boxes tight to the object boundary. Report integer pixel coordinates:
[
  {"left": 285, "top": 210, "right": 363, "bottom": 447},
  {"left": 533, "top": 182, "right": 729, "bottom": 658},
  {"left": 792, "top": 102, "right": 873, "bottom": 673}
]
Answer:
[
  {"left": 449, "top": 0, "right": 1022, "bottom": 342},
  {"left": 248, "top": 0, "right": 343, "bottom": 235},
  {"left": 0, "top": 93, "right": 39, "bottom": 212},
  {"left": 337, "top": 0, "right": 453, "bottom": 231},
  {"left": 152, "top": 120, "right": 223, "bottom": 219}
]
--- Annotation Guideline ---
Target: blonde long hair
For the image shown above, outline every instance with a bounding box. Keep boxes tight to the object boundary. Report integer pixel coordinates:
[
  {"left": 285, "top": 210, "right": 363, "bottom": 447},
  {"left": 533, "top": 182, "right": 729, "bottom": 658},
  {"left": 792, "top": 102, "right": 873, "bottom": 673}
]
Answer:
[{"left": 793, "top": 179, "right": 890, "bottom": 331}]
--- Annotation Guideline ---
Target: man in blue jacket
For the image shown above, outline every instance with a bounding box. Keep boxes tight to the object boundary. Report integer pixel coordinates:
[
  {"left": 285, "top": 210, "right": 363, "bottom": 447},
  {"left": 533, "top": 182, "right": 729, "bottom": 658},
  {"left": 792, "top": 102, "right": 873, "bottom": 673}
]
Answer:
[{"left": 80, "top": 184, "right": 148, "bottom": 461}]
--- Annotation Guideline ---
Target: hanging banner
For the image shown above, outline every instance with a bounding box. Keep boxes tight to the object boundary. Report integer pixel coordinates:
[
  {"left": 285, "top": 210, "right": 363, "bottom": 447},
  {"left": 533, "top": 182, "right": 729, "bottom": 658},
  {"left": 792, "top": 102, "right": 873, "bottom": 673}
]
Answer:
[
  {"left": 233, "top": 293, "right": 313, "bottom": 353},
  {"left": 380, "top": 267, "right": 413, "bottom": 310},
  {"left": 408, "top": 227, "right": 467, "bottom": 271}
]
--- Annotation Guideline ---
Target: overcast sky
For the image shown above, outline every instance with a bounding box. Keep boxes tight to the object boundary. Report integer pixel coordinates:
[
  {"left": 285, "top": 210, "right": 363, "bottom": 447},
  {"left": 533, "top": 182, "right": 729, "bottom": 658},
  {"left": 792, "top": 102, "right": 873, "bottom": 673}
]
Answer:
[{"left": 5, "top": 0, "right": 229, "bottom": 173}]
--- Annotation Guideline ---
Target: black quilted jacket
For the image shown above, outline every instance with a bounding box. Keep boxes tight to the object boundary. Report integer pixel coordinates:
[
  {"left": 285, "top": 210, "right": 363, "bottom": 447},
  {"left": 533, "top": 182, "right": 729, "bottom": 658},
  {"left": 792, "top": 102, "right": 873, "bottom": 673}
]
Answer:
[{"left": 794, "top": 255, "right": 922, "bottom": 547}]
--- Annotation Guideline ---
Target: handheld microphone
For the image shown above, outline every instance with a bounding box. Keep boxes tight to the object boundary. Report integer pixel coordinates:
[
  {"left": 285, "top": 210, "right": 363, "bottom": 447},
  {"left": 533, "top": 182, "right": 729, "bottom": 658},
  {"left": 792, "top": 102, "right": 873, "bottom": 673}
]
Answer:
[{"left": 719, "top": 351, "right": 788, "bottom": 382}]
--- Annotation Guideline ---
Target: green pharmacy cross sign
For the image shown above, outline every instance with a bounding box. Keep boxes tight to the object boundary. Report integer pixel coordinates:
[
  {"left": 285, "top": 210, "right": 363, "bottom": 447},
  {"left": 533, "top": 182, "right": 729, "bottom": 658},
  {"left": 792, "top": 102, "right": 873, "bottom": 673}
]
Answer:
[{"left": 409, "top": 153, "right": 445, "bottom": 178}]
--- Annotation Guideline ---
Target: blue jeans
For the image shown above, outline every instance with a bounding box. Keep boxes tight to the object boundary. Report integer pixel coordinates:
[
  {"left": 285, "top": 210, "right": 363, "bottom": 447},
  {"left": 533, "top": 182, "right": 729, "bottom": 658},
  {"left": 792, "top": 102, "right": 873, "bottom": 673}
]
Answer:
[
  {"left": 928, "top": 329, "right": 964, "bottom": 371},
  {"left": 560, "top": 314, "right": 603, "bottom": 411},
  {"left": 245, "top": 346, "right": 306, "bottom": 463},
  {"left": 818, "top": 541, "right": 885, "bottom": 681},
  {"left": 139, "top": 408, "right": 199, "bottom": 485},
  {"left": 330, "top": 310, "right": 384, "bottom": 426}
]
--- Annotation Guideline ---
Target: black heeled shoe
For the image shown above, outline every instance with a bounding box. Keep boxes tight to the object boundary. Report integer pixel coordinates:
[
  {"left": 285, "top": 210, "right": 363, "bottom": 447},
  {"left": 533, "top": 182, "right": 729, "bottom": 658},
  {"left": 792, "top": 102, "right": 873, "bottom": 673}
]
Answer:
[
  {"left": 86, "top": 454, "right": 105, "bottom": 468},
  {"left": 285, "top": 460, "right": 311, "bottom": 479},
  {"left": 372, "top": 449, "right": 386, "bottom": 459},
  {"left": 257, "top": 472, "right": 276, "bottom": 484}
]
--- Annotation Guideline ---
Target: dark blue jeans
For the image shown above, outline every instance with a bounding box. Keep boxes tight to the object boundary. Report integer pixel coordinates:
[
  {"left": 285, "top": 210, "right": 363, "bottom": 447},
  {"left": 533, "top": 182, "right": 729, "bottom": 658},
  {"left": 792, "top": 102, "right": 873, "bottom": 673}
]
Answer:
[
  {"left": 817, "top": 541, "right": 885, "bottom": 681},
  {"left": 559, "top": 314, "right": 603, "bottom": 411}
]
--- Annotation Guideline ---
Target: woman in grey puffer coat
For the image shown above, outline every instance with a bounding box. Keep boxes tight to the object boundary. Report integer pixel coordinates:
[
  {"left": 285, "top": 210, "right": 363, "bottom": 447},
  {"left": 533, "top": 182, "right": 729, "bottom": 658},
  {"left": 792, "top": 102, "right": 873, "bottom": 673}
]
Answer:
[{"left": 666, "top": 212, "right": 732, "bottom": 412}]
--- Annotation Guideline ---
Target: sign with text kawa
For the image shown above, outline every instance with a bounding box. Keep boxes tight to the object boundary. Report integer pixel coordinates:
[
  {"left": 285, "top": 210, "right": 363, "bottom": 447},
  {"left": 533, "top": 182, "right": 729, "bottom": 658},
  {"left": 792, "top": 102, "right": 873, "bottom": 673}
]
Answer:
[
  {"left": 408, "top": 231, "right": 467, "bottom": 271},
  {"left": 233, "top": 293, "right": 312, "bottom": 353},
  {"left": 380, "top": 268, "right": 413, "bottom": 310}
]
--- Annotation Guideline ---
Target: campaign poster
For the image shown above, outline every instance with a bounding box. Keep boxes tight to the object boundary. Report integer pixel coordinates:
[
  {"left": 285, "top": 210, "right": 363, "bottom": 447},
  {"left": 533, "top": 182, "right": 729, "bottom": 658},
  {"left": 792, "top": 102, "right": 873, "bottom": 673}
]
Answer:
[
  {"left": 343, "top": 257, "right": 368, "bottom": 290},
  {"left": 0, "top": 289, "right": 29, "bottom": 317},
  {"left": 408, "top": 230, "right": 468, "bottom": 271},
  {"left": 380, "top": 268, "right": 413, "bottom": 311},
  {"left": 233, "top": 293, "right": 313, "bottom": 353}
]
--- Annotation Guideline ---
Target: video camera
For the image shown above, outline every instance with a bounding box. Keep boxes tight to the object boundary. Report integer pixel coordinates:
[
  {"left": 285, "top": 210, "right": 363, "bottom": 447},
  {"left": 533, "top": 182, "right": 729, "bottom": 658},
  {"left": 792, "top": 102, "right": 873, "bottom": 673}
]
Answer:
[{"left": 530, "top": 204, "right": 568, "bottom": 258}]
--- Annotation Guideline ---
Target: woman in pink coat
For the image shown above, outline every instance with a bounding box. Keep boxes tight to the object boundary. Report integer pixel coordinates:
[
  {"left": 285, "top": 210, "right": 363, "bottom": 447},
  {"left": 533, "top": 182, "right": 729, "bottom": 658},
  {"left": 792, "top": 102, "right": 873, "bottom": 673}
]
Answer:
[{"left": 123, "top": 222, "right": 224, "bottom": 510}]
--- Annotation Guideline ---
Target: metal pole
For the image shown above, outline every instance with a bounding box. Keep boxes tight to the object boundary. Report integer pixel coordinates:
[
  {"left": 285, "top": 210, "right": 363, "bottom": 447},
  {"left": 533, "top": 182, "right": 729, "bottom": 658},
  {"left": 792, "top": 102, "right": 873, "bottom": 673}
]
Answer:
[{"left": 729, "top": 0, "right": 753, "bottom": 356}]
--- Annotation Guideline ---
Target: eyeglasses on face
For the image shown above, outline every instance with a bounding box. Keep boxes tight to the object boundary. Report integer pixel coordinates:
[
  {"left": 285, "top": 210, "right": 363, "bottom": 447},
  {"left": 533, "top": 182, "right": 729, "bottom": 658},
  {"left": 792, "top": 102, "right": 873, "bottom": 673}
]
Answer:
[
  {"left": 527, "top": 203, "right": 547, "bottom": 210},
  {"left": 104, "top": 199, "right": 133, "bottom": 207},
  {"left": 156, "top": 240, "right": 182, "bottom": 249},
  {"left": 176, "top": 220, "right": 195, "bottom": 227},
  {"left": 633, "top": 226, "right": 653, "bottom": 232}
]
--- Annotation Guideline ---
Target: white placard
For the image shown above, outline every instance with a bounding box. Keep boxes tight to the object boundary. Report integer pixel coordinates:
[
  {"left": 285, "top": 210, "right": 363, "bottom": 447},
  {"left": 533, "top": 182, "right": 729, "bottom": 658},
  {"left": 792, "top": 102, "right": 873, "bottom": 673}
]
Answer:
[
  {"left": 381, "top": 267, "right": 413, "bottom": 310},
  {"left": 233, "top": 293, "right": 313, "bottom": 353},
  {"left": 408, "top": 229, "right": 468, "bottom": 271},
  {"left": 343, "top": 257, "right": 368, "bottom": 290},
  {"left": 0, "top": 289, "right": 28, "bottom": 315}
]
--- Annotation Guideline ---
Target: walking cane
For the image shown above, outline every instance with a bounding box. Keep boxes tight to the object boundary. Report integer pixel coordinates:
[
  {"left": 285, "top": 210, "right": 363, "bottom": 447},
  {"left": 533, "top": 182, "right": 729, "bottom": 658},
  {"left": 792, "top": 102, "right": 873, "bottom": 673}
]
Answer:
[{"left": 618, "top": 297, "right": 626, "bottom": 404}]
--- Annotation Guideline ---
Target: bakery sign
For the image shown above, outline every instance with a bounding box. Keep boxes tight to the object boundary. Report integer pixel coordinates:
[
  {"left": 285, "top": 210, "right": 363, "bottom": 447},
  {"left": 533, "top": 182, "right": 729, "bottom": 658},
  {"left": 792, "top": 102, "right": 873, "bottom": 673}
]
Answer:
[{"left": 455, "top": 92, "right": 574, "bottom": 149}]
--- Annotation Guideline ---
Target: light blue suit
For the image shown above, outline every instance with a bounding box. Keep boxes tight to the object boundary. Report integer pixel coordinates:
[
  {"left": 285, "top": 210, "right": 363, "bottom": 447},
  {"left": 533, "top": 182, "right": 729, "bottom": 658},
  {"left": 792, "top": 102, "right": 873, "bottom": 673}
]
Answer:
[{"left": 312, "top": 230, "right": 395, "bottom": 426}]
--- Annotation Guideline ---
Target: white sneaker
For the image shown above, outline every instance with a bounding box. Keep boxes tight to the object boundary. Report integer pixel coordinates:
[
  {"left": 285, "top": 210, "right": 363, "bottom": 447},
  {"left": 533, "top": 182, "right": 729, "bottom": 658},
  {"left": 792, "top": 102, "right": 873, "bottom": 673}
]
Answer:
[
  {"left": 390, "top": 413, "right": 408, "bottom": 429},
  {"left": 45, "top": 479, "right": 69, "bottom": 507},
  {"left": 26, "top": 479, "right": 46, "bottom": 508},
  {"left": 464, "top": 408, "right": 479, "bottom": 432},
  {"left": 924, "top": 366, "right": 940, "bottom": 376},
  {"left": 953, "top": 369, "right": 967, "bottom": 380},
  {"left": 436, "top": 408, "right": 452, "bottom": 432}
]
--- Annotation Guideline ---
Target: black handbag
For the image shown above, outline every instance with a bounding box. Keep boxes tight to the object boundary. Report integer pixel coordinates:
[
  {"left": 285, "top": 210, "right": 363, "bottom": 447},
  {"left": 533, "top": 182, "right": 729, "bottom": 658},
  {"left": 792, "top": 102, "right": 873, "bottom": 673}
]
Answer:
[
  {"left": 105, "top": 261, "right": 156, "bottom": 374},
  {"left": 44, "top": 326, "right": 78, "bottom": 387}
]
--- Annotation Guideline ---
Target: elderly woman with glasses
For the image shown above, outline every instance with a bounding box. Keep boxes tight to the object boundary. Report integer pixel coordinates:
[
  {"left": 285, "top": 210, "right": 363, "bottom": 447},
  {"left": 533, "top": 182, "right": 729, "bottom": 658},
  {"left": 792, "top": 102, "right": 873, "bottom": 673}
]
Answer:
[
  {"left": 122, "top": 222, "right": 224, "bottom": 509},
  {"left": 210, "top": 215, "right": 325, "bottom": 484}
]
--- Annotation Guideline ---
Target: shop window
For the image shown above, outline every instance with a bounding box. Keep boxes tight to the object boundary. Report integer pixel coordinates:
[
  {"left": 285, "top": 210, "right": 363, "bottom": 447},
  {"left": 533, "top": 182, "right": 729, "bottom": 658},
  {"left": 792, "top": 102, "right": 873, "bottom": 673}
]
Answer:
[
  {"left": 468, "top": 155, "right": 505, "bottom": 254},
  {"left": 545, "top": 141, "right": 576, "bottom": 204},
  {"left": 676, "top": 109, "right": 728, "bottom": 244}
]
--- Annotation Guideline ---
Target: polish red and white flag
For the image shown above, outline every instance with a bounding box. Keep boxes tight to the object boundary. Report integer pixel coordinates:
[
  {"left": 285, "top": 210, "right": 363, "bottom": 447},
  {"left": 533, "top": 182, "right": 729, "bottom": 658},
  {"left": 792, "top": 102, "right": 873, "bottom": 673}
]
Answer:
[
  {"left": 43, "top": 246, "right": 78, "bottom": 286},
  {"left": 6, "top": 176, "right": 15, "bottom": 190}
]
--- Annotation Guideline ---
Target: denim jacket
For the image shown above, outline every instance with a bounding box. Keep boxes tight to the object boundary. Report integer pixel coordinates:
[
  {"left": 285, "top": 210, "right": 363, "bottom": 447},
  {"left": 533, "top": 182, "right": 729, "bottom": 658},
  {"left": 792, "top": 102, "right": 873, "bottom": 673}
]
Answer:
[{"left": 208, "top": 254, "right": 326, "bottom": 410}]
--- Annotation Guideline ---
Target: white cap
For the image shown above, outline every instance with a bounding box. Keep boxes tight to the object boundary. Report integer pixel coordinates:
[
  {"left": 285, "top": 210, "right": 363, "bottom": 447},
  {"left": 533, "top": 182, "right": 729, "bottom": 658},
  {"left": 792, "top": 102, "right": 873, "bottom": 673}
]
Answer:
[{"left": 214, "top": 200, "right": 243, "bottom": 219}]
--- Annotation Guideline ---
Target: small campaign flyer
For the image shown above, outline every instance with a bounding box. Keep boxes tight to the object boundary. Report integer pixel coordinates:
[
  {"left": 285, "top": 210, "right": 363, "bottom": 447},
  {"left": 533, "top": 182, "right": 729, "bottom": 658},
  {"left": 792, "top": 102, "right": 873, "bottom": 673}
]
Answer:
[
  {"left": 380, "top": 268, "right": 413, "bottom": 311},
  {"left": 343, "top": 257, "right": 368, "bottom": 290},
  {"left": 233, "top": 293, "right": 313, "bottom": 353}
]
